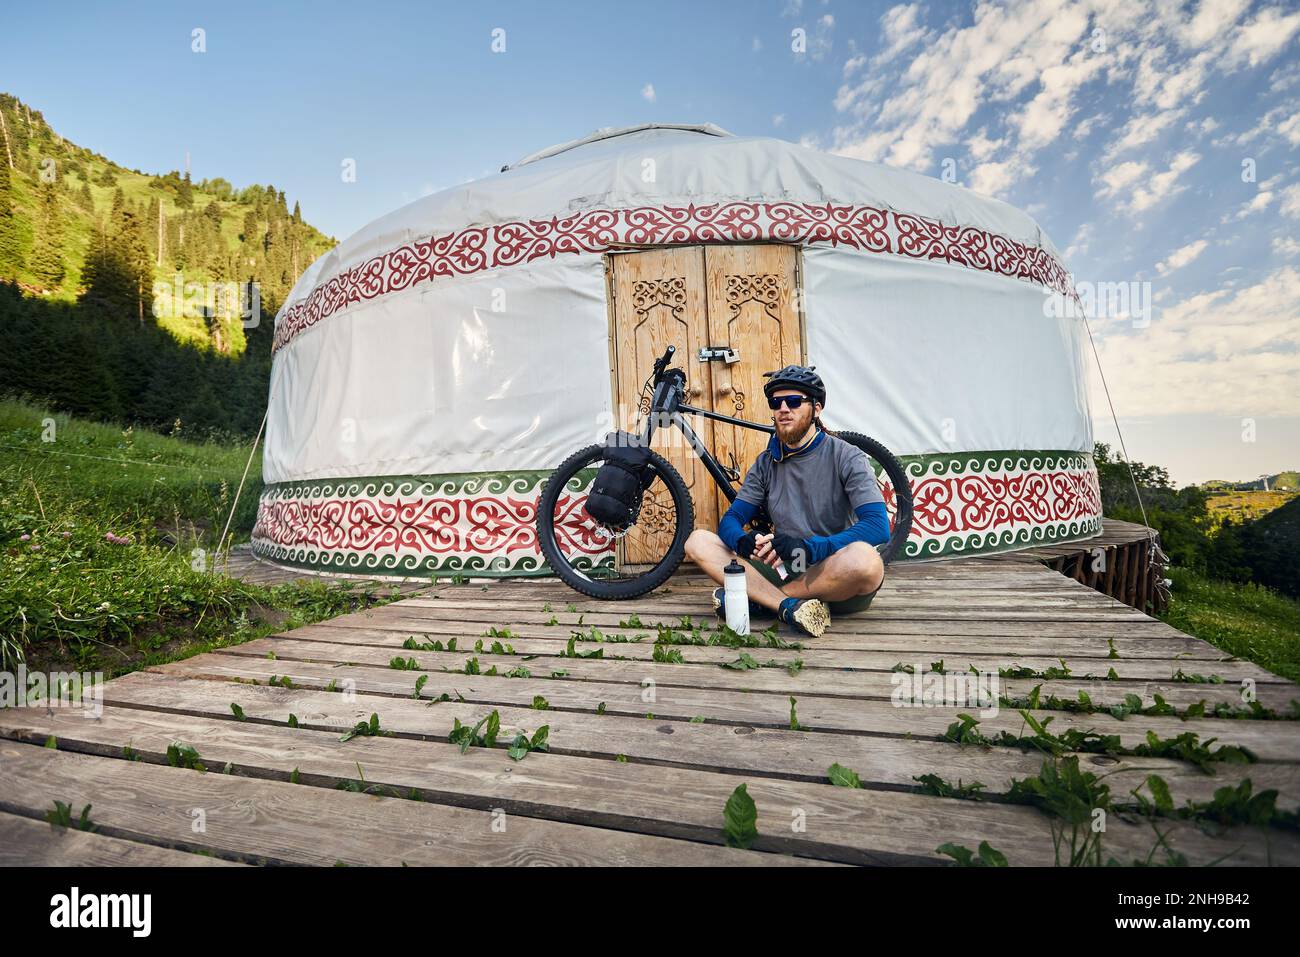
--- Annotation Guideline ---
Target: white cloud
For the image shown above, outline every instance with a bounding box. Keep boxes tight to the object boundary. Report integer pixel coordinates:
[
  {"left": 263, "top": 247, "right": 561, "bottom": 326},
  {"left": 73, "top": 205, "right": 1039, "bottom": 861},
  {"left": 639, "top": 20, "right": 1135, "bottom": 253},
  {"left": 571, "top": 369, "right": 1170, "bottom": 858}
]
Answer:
[
  {"left": 1156, "top": 239, "right": 1208, "bottom": 275},
  {"left": 1227, "top": 6, "right": 1300, "bottom": 68},
  {"left": 874, "top": 3, "right": 927, "bottom": 65},
  {"left": 1103, "top": 109, "right": 1184, "bottom": 163},
  {"left": 831, "top": 0, "right": 1297, "bottom": 205},
  {"left": 1131, "top": 151, "right": 1200, "bottom": 211},
  {"left": 1064, "top": 222, "right": 1094, "bottom": 261},
  {"left": 1281, "top": 184, "right": 1300, "bottom": 218},
  {"left": 752, "top": 35, "right": 763, "bottom": 53},
  {"left": 1096, "top": 160, "right": 1150, "bottom": 198},
  {"left": 966, "top": 128, "right": 1005, "bottom": 162},
  {"left": 773, "top": 113, "right": 786, "bottom": 127},
  {"left": 641, "top": 83, "right": 656, "bottom": 103},
  {"left": 809, "top": 14, "right": 835, "bottom": 61},
  {"left": 1228, "top": 184, "right": 1279, "bottom": 221},
  {"left": 1278, "top": 110, "right": 1300, "bottom": 146},
  {"left": 1273, "top": 236, "right": 1300, "bottom": 257},
  {"left": 1089, "top": 266, "right": 1300, "bottom": 417}
]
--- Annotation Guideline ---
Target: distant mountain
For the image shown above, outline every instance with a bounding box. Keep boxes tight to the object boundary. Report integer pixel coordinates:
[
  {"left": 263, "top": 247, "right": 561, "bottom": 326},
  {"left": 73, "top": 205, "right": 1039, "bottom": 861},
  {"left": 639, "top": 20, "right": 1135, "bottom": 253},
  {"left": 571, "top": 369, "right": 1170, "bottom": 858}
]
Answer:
[
  {"left": 0, "top": 92, "right": 335, "bottom": 353},
  {"left": 0, "top": 93, "right": 337, "bottom": 439},
  {"left": 1201, "top": 472, "right": 1299, "bottom": 492}
]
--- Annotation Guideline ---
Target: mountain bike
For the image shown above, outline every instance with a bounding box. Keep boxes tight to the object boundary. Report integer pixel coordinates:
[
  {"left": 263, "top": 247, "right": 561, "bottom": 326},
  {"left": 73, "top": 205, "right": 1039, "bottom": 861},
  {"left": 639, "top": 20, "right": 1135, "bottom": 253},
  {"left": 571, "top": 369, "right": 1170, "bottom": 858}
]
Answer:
[{"left": 536, "top": 345, "right": 914, "bottom": 599}]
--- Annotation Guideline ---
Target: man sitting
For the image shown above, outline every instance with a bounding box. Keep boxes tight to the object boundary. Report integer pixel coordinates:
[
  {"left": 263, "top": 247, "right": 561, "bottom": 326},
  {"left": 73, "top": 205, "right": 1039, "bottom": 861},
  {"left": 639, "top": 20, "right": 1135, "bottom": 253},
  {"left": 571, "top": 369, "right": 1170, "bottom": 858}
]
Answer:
[{"left": 683, "top": 364, "right": 888, "bottom": 638}]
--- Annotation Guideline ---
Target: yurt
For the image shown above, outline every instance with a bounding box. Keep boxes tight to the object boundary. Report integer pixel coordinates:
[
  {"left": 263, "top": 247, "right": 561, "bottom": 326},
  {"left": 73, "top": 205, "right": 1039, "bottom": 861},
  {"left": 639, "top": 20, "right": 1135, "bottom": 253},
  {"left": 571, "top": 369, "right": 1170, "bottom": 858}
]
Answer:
[{"left": 251, "top": 123, "right": 1100, "bottom": 578}]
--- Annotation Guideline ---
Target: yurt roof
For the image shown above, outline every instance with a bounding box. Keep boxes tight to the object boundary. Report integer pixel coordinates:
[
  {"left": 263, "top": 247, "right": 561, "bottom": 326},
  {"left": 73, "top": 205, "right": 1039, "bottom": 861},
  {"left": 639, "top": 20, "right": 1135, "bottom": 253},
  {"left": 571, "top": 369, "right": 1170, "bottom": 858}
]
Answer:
[{"left": 276, "top": 123, "right": 1069, "bottom": 350}]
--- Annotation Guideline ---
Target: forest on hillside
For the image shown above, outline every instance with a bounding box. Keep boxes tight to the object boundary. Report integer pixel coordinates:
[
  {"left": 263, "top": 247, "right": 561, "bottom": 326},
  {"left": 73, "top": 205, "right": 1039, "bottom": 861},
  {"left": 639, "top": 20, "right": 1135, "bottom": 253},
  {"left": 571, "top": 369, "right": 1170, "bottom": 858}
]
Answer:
[
  {"left": 1095, "top": 442, "right": 1299, "bottom": 600},
  {"left": 0, "top": 93, "right": 336, "bottom": 439}
]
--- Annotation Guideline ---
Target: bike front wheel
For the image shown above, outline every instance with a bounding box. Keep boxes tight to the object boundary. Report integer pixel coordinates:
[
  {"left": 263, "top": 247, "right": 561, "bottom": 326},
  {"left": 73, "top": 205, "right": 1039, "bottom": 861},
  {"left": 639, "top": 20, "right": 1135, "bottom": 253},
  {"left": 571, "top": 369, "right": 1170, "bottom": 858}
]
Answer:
[{"left": 536, "top": 443, "right": 695, "bottom": 600}]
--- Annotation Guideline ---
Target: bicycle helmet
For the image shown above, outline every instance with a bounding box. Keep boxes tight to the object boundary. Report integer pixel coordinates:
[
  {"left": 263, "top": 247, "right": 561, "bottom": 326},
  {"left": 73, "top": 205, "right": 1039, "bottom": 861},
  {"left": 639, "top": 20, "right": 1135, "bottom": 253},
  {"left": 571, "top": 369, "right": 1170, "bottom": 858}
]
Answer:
[{"left": 762, "top": 364, "right": 826, "bottom": 408}]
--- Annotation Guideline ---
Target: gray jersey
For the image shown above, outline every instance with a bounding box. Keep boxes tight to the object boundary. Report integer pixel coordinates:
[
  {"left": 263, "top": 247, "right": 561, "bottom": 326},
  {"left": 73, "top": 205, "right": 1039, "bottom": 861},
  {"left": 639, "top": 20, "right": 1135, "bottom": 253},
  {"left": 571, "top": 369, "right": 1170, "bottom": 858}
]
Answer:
[{"left": 735, "top": 432, "right": 884, "bottom": 540}]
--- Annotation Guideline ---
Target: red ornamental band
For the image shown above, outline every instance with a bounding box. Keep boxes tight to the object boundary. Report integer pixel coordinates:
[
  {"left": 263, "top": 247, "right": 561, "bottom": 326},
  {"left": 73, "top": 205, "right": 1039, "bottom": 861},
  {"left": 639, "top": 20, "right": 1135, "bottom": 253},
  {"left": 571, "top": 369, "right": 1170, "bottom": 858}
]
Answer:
[
  {"left": 271, "top": 201, "right": 1075, "bottom": 352},
  {"left": 252, "top": 466, "right": 1102, "bottom": 558}
]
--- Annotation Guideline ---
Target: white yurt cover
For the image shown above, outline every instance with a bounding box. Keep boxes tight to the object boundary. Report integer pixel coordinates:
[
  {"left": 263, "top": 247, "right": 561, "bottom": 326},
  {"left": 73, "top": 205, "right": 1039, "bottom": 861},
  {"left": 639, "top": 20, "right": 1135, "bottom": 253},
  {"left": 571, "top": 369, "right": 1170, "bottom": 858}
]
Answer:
[{"left": 252, "top": 124, "right": 1099, "bottom": 577}]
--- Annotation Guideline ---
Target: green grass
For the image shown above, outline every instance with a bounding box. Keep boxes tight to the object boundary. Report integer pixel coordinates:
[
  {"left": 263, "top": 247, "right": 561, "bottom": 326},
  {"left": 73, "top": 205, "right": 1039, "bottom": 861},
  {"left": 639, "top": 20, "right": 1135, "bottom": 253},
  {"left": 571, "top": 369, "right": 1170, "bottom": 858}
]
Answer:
[
  {"left": 0, "top": 396, "right": 264, "bottom": 535},
  {"left": 0, "top": 398, "right": 395, "bottom": 674},
  {"left": 1159, "top": 567, "right": 1300, "bottom": 682}
]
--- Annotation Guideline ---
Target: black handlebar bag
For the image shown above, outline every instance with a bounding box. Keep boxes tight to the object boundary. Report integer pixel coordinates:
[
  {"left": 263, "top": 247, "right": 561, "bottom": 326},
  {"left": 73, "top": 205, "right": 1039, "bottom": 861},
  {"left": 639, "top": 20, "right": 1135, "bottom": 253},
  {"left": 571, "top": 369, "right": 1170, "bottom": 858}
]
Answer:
[{"left": 583, "top": 431, "right": 654, "bottom": 530}]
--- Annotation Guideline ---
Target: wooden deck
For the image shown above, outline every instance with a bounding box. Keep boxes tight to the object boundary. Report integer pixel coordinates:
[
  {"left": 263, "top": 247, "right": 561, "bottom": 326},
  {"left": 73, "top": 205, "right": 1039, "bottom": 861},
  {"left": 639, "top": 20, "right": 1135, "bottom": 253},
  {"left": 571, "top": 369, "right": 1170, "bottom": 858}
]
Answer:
[
  {"left": 2, "top": 554, "right": 1298, "bottom": 866},
  {"left": 989, "top": 518, "right": 1172, "bottom": 614}
]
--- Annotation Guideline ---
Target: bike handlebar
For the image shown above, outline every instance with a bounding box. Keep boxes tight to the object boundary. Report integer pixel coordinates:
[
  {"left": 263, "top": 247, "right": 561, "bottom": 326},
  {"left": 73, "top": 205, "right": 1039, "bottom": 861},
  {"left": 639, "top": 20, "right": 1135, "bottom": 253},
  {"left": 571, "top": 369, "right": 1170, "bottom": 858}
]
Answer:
[{"left": 652, "top": 345, "right": 676, "bottom": 382}]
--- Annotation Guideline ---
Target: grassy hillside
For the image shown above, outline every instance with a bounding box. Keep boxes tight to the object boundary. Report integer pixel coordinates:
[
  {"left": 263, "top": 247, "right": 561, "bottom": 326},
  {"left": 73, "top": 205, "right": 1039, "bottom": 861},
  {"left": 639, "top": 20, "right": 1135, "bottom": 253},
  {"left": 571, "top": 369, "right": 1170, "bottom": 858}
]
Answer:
[
  {"left": 1161, "top": 567, "right": 1300, "bottom": 683},
  {"left": 0, "top": 398, "right": 395, "bottom": 676},
  {"left": 0, "top": 92, "right": 336, "bottom": 350},
  {"left": 1206, "top": 488, "right": 1300, "bottom": 527}
]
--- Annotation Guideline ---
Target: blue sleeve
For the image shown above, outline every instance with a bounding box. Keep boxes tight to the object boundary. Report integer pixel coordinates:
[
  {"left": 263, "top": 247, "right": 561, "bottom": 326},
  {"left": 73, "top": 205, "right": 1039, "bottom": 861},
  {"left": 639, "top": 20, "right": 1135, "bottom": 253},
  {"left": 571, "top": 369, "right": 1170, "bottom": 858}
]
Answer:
[
  {"left": 803, "top": 502, "right": 890, "bottom": 565},
  {"left": 717, "top": 497, "right": 760, "bottom": 552}
]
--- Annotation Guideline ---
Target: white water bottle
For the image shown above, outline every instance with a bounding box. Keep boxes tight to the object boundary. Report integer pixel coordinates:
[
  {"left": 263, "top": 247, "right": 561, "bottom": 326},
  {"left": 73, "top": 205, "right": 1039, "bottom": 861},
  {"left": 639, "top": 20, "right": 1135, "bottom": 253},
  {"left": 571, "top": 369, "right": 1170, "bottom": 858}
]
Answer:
[{"left": 723, "top": 559, "right": 750, "bottom": 635}]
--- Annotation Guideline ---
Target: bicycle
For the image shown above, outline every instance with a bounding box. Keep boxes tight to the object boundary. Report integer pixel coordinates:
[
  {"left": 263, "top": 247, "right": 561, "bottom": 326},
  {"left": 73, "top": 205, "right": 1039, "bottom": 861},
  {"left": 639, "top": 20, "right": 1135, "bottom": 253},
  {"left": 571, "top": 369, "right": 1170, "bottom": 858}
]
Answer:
[{"left": 536, "top": 344, "right": 914, "bottom": 599}]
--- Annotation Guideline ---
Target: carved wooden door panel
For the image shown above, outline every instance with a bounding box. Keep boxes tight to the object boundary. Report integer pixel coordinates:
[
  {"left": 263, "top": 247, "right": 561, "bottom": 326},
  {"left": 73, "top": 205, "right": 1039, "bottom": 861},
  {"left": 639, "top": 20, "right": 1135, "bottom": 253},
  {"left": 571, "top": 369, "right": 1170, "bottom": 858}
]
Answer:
[
  {"left": 608, "top": 244, "right": 803, "bottom": 564},
  {"left": 609, "top": 247, "right": 717, "bottom": 564},
  {"left": 703, "top": 245, "right": 804, "bottom": 502}
]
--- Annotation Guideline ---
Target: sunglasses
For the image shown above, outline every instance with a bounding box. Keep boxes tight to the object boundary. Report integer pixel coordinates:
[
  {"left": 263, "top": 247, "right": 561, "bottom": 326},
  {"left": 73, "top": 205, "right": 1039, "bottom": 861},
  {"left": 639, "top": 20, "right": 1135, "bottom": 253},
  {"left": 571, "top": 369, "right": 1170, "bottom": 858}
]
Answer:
[{"left": 768, "top": 395, "right": 811, "bottom": 410}]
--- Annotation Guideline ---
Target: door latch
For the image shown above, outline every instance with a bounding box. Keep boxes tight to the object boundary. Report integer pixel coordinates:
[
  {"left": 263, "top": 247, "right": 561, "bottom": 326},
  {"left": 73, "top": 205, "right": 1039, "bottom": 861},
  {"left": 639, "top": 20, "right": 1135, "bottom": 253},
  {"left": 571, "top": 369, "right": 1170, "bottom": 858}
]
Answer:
[{"left": 698, "top": 346, "right": 739, "bottom": 364}]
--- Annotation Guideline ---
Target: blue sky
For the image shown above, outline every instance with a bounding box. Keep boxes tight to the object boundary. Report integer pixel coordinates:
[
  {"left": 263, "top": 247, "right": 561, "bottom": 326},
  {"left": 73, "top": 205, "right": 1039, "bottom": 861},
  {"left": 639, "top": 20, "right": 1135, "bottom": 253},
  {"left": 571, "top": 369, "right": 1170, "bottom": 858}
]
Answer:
[{"left": 4, "top": 0, "right": 1298, "bottom": 485}]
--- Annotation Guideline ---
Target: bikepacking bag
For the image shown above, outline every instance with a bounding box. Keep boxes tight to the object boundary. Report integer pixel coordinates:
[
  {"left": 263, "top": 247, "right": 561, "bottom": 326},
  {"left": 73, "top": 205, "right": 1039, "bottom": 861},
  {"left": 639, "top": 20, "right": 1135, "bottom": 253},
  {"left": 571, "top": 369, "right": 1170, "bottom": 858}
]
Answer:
[{"left": 584, "top": 432, "right": 654, "bottom": 530}]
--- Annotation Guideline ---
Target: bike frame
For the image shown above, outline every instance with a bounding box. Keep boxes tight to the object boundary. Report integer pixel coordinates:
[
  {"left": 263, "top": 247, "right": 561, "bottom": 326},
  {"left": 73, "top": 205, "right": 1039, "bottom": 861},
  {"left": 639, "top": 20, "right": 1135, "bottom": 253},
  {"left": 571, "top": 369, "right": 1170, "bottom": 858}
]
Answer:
[{"left": 637, "top": 370, "right": 775, "bottom": 508}]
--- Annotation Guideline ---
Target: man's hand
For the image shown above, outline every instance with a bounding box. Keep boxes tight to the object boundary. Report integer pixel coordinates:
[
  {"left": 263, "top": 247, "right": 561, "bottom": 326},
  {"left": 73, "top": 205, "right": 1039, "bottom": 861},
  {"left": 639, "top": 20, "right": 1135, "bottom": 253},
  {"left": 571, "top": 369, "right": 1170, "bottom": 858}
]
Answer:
[
  {"left": 735, "top": 532, "right": 758, "bottom": 559},
  {"left": 770, "top": 532, "right": 809, "bottom": 568},
  {"left": 750, "top": 532, "right": 782, "bottom": 568}
]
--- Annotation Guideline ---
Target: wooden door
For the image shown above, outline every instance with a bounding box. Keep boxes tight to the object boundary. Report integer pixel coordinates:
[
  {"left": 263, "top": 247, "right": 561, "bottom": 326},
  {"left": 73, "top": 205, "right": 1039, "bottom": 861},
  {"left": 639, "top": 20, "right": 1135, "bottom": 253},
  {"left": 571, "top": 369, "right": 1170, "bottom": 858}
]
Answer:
[
  {"left": 608, "top": 244, "right": 803, "bottom": 563},
  {"left": 703, "top": 245, "right": 804, "bottom": 500},
  {"left": 609, "top": 247, "right": 717, "bottom": 563}
]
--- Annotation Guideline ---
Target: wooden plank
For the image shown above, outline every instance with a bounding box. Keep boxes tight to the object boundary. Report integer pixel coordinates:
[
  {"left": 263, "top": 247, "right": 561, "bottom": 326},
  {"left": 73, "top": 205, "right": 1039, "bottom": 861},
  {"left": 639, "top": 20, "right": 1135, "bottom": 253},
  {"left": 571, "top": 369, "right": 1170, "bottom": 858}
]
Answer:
[
  {"left": 141, "top": 656, "right": 1300, "bottom": 770},
  {"left": 192, "top": 639, "right": 1300, "bottom": 707},
  {"left": 228, "top": 634, "right": 1288, "bottom": 686},
  {"left": 322, "top": 608, "right": 1171, "bottom": 639},
  {"left": 0, "top": 808, "right": 245, "bottom": 866},
  {"left": 2, "top": 702, "right": 1292, "bottom": 866},
  {"left": 0, "top": 742, "right": 817, "bottom": 867},
  {"left": 269, "top": 621, "right": 1229, "bottom": 660},
  {"left": 161, "top": 648, "right": 1300, "bottom": 714},
  {"left": 308, "top": 610, "right": 1195, "bottom": 639},
  {"left": 104, "top": 669, "right": 1300, "bottom": 769},
  {"left": 407, "top": 593, "right": 1142, "bottom": 612}
]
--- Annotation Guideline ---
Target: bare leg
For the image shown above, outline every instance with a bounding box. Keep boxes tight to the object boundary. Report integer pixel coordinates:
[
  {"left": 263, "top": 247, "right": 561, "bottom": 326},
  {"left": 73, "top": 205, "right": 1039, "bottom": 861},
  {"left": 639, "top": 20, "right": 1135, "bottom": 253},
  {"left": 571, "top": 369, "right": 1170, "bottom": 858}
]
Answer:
[{"left": 683, "top": 529, "right": 789, "bottom": 612}]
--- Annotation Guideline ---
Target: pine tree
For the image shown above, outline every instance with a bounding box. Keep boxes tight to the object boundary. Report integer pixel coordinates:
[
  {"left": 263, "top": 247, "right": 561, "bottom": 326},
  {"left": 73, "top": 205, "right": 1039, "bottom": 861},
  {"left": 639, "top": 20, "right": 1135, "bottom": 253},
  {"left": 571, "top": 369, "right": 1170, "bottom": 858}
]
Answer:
[
  {"left": 145, "top": 195, "right": 161, "bottom": 262},
  {"left": 0, "top": 158, "right": 23, "bottom": 281},
  {"left": 177, "top": 171, "right": 193, "bottom": 210},
  {"left": 77, "top": 178, "right": 94, "bottom": 213},
  {"left": 30, "top": 178, "right": 65, "bottom": 288},
  {"left": 115, "top": 205, "right": 153, "bottom": 321},
  {"left": 80, "top": 223, "right": 133, "bottom": 316}
]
